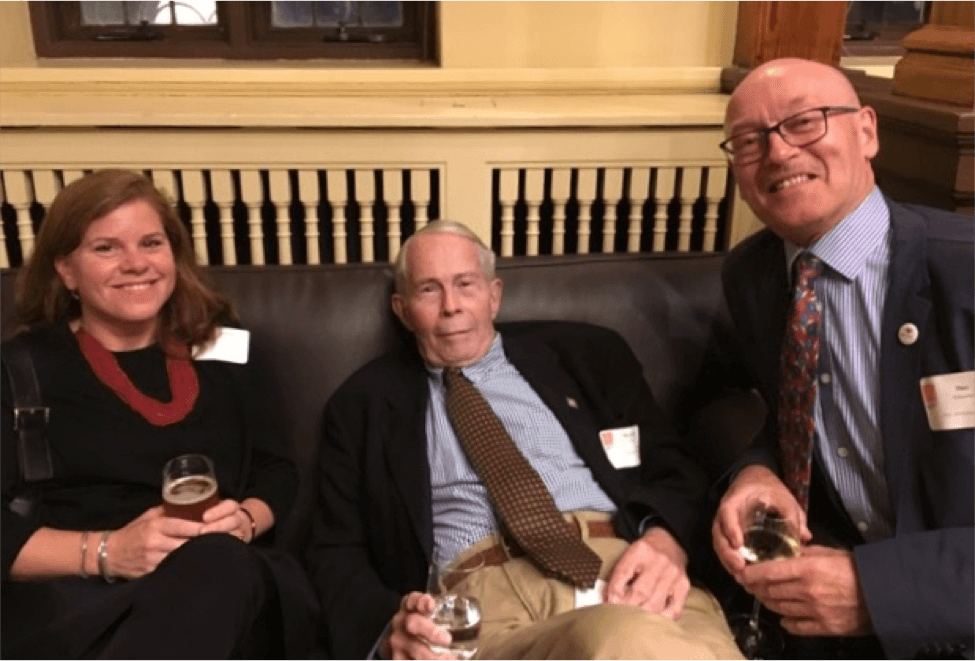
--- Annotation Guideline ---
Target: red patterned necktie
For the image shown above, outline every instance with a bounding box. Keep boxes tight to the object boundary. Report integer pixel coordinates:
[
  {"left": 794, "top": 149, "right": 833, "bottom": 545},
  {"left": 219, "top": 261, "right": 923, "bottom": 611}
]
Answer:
[
  {"left": 778, "top": 253, "right": 824, "bottom": 512},
  {"left": 442, "top": 367, "right": 603, "bottom": 589}
]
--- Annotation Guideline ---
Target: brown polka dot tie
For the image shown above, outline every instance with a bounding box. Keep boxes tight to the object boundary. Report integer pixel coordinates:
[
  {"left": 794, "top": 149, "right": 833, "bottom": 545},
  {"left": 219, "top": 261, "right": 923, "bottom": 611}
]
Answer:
[
  {"left": 778, "top": 253, "right": 824, "bottom": 512},
  {"left": 443, "top": 367, "right": 603, "bottom": 589}
]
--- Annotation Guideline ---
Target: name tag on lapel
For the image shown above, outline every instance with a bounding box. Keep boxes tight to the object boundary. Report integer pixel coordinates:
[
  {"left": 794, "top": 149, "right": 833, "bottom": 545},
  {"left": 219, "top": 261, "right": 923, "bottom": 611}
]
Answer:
[
  {"left": 194, "top": 327, "right": 250, "bottom": 364},
  {"left": 920, "top": 371, "right": 975, "bottom": 431},
  {"left": 599, "top": 425, "right": 640, "bottom": 469}
]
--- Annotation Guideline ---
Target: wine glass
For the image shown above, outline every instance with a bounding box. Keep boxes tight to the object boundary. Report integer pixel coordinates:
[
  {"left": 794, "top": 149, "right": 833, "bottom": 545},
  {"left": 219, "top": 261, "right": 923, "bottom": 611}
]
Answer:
[
  {"left": 425, "top": 553, "right": 484, "bottom": 660},
  {"left": 728, "top": 501, "right": 801, "bottom": 659}
]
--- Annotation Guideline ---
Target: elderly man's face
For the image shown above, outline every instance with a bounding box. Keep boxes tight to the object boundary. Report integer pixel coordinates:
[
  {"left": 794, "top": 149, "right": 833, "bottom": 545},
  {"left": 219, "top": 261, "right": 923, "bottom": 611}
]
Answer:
[
  {"left": 725, "top": 59, "right": 879, "bottom": 246},
  {"left": 392, "top": 231, "right": 502, "bottom": 368}
]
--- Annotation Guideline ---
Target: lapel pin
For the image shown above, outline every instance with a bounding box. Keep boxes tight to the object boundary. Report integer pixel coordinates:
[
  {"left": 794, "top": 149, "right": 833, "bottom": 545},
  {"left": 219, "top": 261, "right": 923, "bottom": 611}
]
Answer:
[
  {"left": 566, "top": 397, "right": 579, "bottom": 409},
  {"left": 898, "top": 323, "right": 919, "bottom": 346}
]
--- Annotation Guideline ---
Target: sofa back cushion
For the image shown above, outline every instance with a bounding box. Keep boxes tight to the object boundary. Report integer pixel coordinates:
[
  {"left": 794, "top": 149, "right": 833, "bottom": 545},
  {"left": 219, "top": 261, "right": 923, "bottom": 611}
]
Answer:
[{"left": 1, "top": 253, "right": 735, "bottom": 551}]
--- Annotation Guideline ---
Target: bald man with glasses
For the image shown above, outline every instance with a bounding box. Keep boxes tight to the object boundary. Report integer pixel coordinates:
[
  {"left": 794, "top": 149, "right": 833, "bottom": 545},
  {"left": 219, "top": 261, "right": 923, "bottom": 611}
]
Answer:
[{"left": 710, "top": 58, "right": 973, "bottom": 659}]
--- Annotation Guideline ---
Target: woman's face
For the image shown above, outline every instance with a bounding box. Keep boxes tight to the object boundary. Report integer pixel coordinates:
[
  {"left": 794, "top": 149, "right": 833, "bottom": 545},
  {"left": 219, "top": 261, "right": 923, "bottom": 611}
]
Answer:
[{"left": 54, "top": 198, "right": 177, "bottom": 349}]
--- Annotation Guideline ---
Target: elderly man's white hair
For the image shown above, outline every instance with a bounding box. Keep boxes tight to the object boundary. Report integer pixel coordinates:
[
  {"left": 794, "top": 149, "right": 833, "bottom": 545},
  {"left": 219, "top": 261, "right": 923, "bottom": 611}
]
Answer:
[{"left": 393, "top": 220, "right": 497, "bottom": 294}]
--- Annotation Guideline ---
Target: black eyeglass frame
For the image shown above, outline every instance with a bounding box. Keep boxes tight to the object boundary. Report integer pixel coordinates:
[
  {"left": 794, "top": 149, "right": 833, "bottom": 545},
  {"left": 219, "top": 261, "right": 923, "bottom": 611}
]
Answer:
[{"left": 719, "top": 106, "right": 861, "bottom": 164}]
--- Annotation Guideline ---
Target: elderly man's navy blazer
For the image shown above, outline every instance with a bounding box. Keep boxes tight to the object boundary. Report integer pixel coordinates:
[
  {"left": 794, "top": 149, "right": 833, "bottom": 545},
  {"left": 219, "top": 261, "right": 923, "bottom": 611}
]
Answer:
[
  {"left": 721, "top": 199, "right": 974, "bottom": 659},
  {"left": 304, "top": 320, "right": 708, "bottom": 660}
]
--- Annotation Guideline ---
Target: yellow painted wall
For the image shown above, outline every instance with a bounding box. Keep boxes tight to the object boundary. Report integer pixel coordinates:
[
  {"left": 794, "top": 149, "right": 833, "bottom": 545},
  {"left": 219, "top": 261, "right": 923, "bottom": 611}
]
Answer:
[{"left": 1, "top": 1, "right": 737, "bottom": 70}]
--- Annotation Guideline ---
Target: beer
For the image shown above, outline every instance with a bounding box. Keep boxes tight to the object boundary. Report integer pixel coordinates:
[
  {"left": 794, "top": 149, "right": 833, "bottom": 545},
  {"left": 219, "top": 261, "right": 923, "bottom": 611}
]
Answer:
[{"left": 162, "top": 474, "right": 219, "bottom": 521}]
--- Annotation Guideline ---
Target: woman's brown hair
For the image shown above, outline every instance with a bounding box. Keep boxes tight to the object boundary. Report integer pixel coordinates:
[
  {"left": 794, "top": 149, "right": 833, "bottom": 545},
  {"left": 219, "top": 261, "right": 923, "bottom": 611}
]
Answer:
[{"left": 15, "top": 169, "right": 236, "bottom": 347}]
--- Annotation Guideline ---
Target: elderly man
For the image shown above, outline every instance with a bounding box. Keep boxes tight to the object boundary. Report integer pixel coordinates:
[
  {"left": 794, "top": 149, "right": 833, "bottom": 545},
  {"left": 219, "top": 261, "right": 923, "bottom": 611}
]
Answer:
[
  {"left": 712, "top": 58, "right": 973, "bottom": 659},
  {"left": 305, "top": 220, "right": 741, "bottom": 659}
]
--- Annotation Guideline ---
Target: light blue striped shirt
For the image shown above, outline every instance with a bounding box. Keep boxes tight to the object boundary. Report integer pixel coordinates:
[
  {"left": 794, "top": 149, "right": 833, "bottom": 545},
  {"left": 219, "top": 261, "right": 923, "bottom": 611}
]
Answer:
[
  {"left": 784, "top": 186, "right": 894, "bottom": 542},
  {"left": 425, "top": 335, "right": 616, "bottom": 566}
]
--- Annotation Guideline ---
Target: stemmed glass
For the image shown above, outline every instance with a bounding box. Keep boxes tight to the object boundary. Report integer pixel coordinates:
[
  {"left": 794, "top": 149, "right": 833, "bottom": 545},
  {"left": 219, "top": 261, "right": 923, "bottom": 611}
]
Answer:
[
  {"left": 728, "top": 502, "right": 801, "bottom": 659},
  {"left": 425, "top": 554, "right": 484, "bottom": 660}
]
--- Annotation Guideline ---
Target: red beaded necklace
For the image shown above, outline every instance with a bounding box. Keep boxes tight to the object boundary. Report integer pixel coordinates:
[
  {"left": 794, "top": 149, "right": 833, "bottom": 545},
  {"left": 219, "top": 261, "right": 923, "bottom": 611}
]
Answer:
[{"left": 75, "top": 327, "right": 200, "bottom": 426}]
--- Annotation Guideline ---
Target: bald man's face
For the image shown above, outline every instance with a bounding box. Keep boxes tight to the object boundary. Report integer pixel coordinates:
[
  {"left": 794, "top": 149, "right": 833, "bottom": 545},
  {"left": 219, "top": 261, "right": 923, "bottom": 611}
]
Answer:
[{"left": 725, "top": 62, "right": 879, "bottom": 246}]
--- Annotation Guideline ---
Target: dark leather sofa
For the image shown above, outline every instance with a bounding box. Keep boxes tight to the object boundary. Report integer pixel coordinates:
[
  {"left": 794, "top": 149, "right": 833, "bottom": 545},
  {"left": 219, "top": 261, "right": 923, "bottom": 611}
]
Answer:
[
  {"left": 1, "top": 251, "right": 762, "bottom": 564},
  {"left": 2, "top": 252, "right": 767, "bottom": 658}
]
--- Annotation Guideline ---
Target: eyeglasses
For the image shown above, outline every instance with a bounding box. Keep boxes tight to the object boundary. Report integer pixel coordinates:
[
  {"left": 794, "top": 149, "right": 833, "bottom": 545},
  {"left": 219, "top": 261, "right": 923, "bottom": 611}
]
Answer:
[{"left": 720, "top": 106, "right": 860, "bottom": 164}]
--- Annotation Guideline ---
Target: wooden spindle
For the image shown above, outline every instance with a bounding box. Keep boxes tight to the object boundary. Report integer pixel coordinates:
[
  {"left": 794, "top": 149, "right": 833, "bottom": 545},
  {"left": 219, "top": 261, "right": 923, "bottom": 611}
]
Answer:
[
  {"left": 498, "top": 169, "right": 519, "bottom": 257},
  {"left": 602, "top": 168, "right": 624, "bottom": 253},
  {"left": 384, "top": 169, "right": 404, "bottom": 262},
  {"left": 6, "top": 171, "right": 35, "bottom": 259},
  {"left": 268, "top": 170, "right": 292, "bottom": 265},
  {"left": 652, "top": 168, "right": 676, "bottom": 252},
  {"left": 628, "top": 168, "right": 651, "bottom": 253},
  {"left": 703, "top": 166, "right": 728, "bottom": 252},
  {"left": 576, "top": 168, "right": 597, "bottom": 255},
  {"left": 297, "top": 170, "right": 321, "bottom": 265},
  {"left": 678, "top": 167, "right": 703, "bottom": 252},
  {"left": 412, "top": 169, "right": 431, "bottom": 230},
  {"left": 326, "top": 170, "right": 348, "bottom": 264},
  {"left": 550, "top": 168, "right": 571, "bottom": 256},
  {"left": 240, "top": 170, "right": 265, "bottom": 266},
  {"left": 355, "top": 170, "right": 377, "bottom": 263},
  {"left": 181, "top": 170, "right": 209, "bottom": 265}
]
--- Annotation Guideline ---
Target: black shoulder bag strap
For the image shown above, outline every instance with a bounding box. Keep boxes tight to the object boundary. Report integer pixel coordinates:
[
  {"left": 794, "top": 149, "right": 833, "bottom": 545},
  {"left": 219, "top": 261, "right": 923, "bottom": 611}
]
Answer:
[{"left": 2, "top": 337, "right": 53, "bottom": 482}]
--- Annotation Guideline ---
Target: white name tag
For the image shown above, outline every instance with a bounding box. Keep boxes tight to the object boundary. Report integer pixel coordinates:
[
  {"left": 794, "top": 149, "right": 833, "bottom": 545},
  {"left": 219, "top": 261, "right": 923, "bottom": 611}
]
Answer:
[
  {"left": 920, "top": 371, "right": 975, "bottom": 431},
  {"left": 599, "top": 425, "right": 640, "bottom": 469},
  {"left": 574, "top": 578, "right": 606, "bottom": 609},
  {"left": 193, "top": 327, "right": 250, "bottom": 364}
]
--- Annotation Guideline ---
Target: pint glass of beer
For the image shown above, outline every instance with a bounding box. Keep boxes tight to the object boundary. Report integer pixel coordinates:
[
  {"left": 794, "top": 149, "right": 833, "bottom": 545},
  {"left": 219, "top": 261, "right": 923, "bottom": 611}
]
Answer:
[{"left": 162, "top": 454, "right": 219, "bottom": 521}]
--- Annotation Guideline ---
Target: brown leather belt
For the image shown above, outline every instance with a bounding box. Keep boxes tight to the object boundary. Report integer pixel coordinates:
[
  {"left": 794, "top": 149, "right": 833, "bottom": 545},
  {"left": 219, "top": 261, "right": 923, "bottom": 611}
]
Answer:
[{"left": 449, "top": 519, "right": 618, "bottom": 580}]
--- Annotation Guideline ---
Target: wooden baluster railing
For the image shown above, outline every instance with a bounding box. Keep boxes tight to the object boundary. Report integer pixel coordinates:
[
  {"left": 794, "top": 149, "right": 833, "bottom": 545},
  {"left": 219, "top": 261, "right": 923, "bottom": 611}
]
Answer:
[
  {"left": 576, "top": 168, "right": 597, "bottom": 255},
  {"left": 7, "top": 171, "right": 35, "bottom": 259},
  {"left": 297, "top": 170, "right": 321, "bottom": 265},
  {"left": 703, "top": 166, "right": 727, "bottom": 252},
  {"left": 326, "top": 170, "right": 348, "bottom": 265},
  {"left": 385, "top": 169, "right": 404, "bottom": 261},
  {"left": 550, "top": 168, "right": 571, "bottom": 256},
  {"left": 628, "top": 167, "right": 651, "bottom": 253},
  {"left": 602, "top": 168, "right": 624, "bottom": 253},
  {"left": 62, "top": 170, "right": 86, "bottom": 187},
  {"left": 356, "top": 170, "right": 377, "bottom": 263},
  {"left": 524, "top": 169, "right": 544, "bottom": 256},
  {"left": 268, "top": 170, "right": 292, "bottom": 265},
  {"left": 498, "top": 169, "right": 518, "bottom": 257},
  {"left": 181, "top": 170, "right": 208, "bottom": 265},
  {"left": 240, "top": 170, "right": 266, "bottom": 266},
  {"left": 413, "top": 169, "right": 431, "bottom": 231},
  {"left": 678, "top": 168, "right": 702, "bottom": 252},
  {"left": 210, "top": 170, "right": 237, "bottom": 266},
  {"left": 652, "top": 167, "right": 676, "bottom": 252}
]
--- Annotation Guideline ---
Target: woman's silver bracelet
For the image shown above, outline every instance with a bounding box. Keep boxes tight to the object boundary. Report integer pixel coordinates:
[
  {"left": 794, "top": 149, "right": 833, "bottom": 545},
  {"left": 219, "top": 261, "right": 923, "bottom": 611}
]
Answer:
[
  {"left": 79, "top": 530, "right": 90, "bottom": 579},
  {"left": 97, "top": 530, "right": 115, "bottom": 583}
]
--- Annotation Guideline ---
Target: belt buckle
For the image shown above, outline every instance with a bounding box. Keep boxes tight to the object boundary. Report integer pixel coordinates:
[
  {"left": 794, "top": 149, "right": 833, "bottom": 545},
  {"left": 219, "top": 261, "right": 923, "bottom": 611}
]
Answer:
[{"left": 14, "top": 406, "right": 49, "bottom": 431}]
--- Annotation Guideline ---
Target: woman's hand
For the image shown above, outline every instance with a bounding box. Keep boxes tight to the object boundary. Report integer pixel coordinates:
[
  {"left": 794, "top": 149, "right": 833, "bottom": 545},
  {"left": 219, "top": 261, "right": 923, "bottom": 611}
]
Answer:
[
  {"left": 105, "top": 506, "right": 202, "bottom": 580},
  {"left": 199, "top": 499, "right": 258, "bottom": 543}
]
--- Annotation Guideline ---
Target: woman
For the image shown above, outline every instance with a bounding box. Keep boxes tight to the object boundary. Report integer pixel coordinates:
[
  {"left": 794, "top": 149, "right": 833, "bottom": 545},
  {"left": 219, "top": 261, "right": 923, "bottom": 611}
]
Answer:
[{"left": 1, "top": 170, "right": 318, "bottom": 658}]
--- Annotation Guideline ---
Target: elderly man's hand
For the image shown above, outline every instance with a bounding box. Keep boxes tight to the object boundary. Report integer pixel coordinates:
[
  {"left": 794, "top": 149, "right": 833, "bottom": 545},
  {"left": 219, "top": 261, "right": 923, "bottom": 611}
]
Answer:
[
  {"left": 712, "top": 465, "right": 811, "bottom": 578},
  {"left": 740, "top": 544, "right": 873, "bottom": 637},
  {"left": 604, "top": 526, "right": 690, "bottom": 618},
  {"left": 383, "top": 591, "right": 455, "bottom": 660}
]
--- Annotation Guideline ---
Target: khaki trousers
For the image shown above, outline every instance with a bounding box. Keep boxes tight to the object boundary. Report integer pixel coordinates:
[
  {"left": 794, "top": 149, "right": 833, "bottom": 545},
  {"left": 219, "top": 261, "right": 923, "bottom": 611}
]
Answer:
[{"left": 451, "top": 511, "right": 743, "bottom": 660}]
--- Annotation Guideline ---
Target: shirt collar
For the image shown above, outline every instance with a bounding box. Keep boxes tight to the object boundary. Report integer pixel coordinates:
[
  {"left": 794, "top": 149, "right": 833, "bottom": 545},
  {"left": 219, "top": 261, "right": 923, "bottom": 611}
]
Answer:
[
  {"left": 784, "top": 187, "right": 890, "bottom": 283},
  {"left": 426, "top": 333, "right": 504, "bottom": 386}
]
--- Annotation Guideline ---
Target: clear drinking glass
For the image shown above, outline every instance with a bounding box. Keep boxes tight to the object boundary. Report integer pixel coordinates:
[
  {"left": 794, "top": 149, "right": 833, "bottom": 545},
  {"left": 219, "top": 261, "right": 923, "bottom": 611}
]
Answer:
[
  {"left": 729, "top": 501, "right": 801, "bottom": 659},
  {"left": 425, "top": 554, "right": 484, "bottom": 660},
  {"left": 161, "top": 453, "right": 219, "bottom": 522}
]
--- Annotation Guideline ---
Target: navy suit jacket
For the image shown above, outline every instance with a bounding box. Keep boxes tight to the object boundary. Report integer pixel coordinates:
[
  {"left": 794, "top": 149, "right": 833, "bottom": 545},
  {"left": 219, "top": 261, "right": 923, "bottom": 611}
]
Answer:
[
  {"left": 304, "top": 321, "right": 708, "bottom": 659},
  {"left": 721, "top": 199, "right": 974, "bottom": 659}
]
